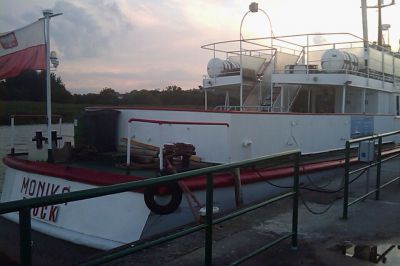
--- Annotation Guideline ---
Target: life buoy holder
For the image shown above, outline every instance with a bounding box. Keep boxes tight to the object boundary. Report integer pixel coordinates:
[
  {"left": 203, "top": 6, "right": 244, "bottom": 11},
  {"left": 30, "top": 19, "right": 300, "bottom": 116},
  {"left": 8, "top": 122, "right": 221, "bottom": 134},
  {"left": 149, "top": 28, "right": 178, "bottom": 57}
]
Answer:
[{"left": 144, "top": 182, "right": 183, "bottom": 215}]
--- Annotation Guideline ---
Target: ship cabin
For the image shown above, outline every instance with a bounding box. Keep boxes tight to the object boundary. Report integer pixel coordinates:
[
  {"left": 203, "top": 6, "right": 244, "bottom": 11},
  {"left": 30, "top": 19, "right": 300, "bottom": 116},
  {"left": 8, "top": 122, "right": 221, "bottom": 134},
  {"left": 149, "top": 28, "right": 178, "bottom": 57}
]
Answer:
[{"left": 202, "top": 33, "right": 400, "bottom": 116}]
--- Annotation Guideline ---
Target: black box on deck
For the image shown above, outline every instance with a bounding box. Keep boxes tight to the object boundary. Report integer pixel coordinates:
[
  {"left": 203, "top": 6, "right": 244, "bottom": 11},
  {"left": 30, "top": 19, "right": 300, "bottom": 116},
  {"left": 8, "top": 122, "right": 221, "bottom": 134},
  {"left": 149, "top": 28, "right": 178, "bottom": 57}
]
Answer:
[{"left": 82, "top": 109, "right": 120, "bottom": 152}]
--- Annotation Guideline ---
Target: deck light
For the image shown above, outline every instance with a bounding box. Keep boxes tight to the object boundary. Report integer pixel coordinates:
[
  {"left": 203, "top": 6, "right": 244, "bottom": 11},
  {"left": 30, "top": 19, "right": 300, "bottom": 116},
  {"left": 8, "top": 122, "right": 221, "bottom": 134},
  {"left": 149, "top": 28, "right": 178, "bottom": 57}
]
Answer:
[
  {"left": 249, "top": 2, "right": 258, "bottom": 12},
  {"left": 50, "top": 51, "right": 59, "bottom": 69}
]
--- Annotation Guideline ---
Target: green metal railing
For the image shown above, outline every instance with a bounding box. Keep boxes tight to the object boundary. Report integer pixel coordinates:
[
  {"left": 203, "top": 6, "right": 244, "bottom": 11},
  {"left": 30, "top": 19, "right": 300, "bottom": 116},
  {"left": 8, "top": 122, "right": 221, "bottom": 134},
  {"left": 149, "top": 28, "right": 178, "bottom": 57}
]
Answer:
[
  {"left": 0, "top": 150, "right": 300, "bottom": 266},
  {"left": 342, "top": 130, "right": 400, "bottom": 219}
]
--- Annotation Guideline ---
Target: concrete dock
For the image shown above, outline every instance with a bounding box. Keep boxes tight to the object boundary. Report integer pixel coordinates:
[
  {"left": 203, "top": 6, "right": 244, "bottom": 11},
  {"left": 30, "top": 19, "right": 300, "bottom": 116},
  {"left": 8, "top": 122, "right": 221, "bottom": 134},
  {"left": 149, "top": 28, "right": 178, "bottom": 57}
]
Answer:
[
  {"left": 1, "top": 161, "right": 400, "bottom": 265},
  {"left": 103, "top": 185, "right": 400, "bottom": 265},
  {"left": 93, "top": 160, "right": 400, "bottom": 266}
]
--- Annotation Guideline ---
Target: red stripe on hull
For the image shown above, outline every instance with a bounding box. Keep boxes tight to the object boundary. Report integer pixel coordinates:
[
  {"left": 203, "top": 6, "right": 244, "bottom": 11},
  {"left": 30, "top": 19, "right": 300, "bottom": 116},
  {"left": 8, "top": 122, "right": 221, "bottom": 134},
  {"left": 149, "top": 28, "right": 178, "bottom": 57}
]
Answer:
[
  {"left": 2, "top": 156, "right": 350, "bottom": 192},
  {"left": 4, "top": 148, "right": 399, "bottom": 191}
]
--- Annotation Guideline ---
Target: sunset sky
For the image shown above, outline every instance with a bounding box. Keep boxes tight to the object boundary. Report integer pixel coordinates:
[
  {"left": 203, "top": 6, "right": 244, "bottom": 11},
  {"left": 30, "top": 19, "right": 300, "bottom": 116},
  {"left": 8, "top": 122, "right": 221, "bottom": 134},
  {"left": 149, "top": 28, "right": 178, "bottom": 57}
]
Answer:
[{"left": 1, "top": 0, "right": 399, "bottom": 93}]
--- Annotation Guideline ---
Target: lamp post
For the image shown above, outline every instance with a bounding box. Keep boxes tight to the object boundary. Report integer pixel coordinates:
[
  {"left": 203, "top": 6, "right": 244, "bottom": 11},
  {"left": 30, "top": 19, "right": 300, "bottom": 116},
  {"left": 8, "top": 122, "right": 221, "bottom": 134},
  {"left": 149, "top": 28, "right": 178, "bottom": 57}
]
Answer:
[{"left": 239, "top": 2, "right": 274, "bottom": 110}]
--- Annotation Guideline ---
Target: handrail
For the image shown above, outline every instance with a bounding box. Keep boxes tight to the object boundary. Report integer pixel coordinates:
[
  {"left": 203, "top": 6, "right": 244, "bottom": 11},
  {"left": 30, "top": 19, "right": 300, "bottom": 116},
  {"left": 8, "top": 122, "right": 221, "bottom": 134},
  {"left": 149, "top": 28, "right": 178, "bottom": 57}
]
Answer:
[
  {"left": 128, "top": 117, "right": 229, "bottom": 127},
  {"left": 242, "top": 49, "right": 277, "bottom": 109},
  {"left": 126, "top": 118, "right": 230, "bottom": 169},
  {"left": 256, "top": 49, "right": 276, "bottom": 76},
  {"left": 342, "top": 129, "right": 400, "bottom": 219},
  {"left": 202, "top": 32, "right": 400, "bottom": 83},
  {"left": 347, "top": 130, "right": 400, "bottom": 144},
  {"left": 287, "top": 85, "right": 303, "bottom": 112},
  {"left": 10, "top": 114, "right": 62, "bottom": 118},
  {"left": 213, "top": 105, "right": 272, "bottom": 112},
  {"left": 295, "top": 48, "right": 305, "bottom": 65},
  {"left": 201, "top": 32, "right": 364, "bottom": 50},
  {"left": 0, "top": 150, "right": 301, "bottom": 266},
  {"left": 274, "top": 67, "right": 399, "bottom": 84},
  {"left": 10, "top": 114, "right": 63, "bottom": 154},
  {"left": 0, "top": 151, "right": 295, "bottom": 213}
]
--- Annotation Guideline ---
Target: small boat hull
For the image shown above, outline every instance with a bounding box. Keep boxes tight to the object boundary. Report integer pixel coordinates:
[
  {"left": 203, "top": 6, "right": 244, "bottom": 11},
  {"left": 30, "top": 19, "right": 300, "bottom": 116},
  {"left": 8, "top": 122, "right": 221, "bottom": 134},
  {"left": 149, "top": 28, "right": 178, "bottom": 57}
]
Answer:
[
  {"left": 0, "top": 154, "right": 347, "bottom": 250},
  {"left": 1, "top": 166, "right": 150, "bottom": 250}
]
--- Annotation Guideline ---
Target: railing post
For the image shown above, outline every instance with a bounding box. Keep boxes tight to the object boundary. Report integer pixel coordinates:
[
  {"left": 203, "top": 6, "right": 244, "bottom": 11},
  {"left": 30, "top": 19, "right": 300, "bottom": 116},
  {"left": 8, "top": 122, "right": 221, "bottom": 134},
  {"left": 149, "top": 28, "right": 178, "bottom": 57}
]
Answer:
[
  {"left": 232, "top": 168, "right": 243, "bottom": 207},
  {"left": 19, "top": 208, "right": 32, "bottom": 266},
  {"left": 126, "top": 123, "right": 131, "bottom": 175},
  {"left": 375, "top": 137, "right": 382, "bottom": 200},
  {"left": 159, "top": 125, "right": 163, "bottom": 172},
  {"left": 343, "top": 141, "right": 351, "bottom": 219},
  {"left": 11, "top": 116, "right": 15, "bottom": 154},
  {"left": 205, "top": 174, "right": 214, "bottom": 266},
  {"left": 58, "top": 117, "right": 62, "bottom": 136},
  {"left": 291, "top": 152, "right": 300, "bottom": 249}
]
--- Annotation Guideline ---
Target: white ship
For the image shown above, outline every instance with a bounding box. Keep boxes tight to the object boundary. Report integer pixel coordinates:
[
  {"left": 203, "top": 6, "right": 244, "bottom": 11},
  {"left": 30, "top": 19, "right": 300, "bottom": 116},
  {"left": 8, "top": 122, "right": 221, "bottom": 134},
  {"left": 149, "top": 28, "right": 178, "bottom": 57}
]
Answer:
[{"left": 1, "top": 1, "right": 400, "bottom": 251}]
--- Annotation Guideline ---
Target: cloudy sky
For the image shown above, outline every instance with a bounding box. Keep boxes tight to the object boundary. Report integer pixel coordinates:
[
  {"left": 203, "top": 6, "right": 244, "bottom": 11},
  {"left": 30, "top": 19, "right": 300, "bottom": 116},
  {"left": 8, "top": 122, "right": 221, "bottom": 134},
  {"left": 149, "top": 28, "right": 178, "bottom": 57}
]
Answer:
[{"left": 1, "top": 0, "right": 399, "bottom": 94}]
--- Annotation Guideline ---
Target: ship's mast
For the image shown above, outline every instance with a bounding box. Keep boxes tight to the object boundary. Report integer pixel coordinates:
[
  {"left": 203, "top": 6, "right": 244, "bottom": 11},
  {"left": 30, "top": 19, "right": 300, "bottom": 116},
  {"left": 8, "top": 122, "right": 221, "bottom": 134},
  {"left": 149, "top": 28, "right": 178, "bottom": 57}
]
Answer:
[
  {"left": 364, "top": 0, "right": 395, "bottom": 47},
  {"left": 377, "top": 0, "right": 383, "bottom": 46},
  {"left": 361, "top": 0, "right": 369, "bottom": 67}
]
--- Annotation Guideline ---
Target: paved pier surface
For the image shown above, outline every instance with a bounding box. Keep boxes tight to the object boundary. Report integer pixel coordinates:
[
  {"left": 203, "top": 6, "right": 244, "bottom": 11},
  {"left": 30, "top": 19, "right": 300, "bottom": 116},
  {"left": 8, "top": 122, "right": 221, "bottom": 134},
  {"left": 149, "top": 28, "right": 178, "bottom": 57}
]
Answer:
[
  {"left": 102, "top": 161, "right": 400, "bottom": 265},
  {"left": 1, "top": 162, "right": 400, "bottom": 265},
  {"left": 104, "top": 186, "right": 400, "bottom": 266}
]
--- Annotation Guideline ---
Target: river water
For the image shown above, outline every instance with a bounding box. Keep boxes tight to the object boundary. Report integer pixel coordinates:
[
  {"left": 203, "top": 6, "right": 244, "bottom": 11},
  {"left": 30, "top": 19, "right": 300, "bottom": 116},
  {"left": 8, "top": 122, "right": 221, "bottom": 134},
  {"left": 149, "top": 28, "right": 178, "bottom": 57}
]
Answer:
[{"left": 0, "top": 124, "right": 74, "bottom": 197}]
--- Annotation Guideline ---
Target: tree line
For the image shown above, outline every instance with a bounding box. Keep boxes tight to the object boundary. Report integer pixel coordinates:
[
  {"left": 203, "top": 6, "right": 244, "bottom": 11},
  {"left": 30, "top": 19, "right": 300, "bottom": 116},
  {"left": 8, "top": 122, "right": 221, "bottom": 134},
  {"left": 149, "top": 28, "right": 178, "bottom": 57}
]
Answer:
[{"left": 0, "top": 70, "right": 238, "bottom": 108}]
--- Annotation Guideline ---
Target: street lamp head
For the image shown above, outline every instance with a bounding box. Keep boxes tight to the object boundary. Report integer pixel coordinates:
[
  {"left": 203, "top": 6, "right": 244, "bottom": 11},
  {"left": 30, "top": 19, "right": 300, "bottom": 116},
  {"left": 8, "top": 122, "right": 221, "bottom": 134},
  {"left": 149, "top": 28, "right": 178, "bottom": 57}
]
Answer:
[
  {"left": 43, "top": 9, "right": 53, "bottom": 17},
  {"left": 249, "top": 2, "right": 258, "bottom": 12}
]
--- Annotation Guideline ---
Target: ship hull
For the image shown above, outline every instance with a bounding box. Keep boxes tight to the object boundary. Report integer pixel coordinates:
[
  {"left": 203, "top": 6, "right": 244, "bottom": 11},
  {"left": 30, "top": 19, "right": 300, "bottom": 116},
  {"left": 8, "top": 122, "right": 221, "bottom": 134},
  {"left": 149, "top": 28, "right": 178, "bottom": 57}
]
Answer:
[{"left": 0, "top": 152, "right": 353, "bottom": 250}]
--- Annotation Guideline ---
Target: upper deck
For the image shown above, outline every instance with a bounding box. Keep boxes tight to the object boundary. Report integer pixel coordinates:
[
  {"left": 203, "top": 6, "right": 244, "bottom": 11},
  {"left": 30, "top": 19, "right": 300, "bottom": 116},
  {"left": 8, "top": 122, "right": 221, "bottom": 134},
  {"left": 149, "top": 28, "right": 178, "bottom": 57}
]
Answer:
[
  {"left": 202, "top": 32, "right": 400, "bottom": 87},
  {"left": 201, "top": 33, "right": 400, "bottom": 114}
]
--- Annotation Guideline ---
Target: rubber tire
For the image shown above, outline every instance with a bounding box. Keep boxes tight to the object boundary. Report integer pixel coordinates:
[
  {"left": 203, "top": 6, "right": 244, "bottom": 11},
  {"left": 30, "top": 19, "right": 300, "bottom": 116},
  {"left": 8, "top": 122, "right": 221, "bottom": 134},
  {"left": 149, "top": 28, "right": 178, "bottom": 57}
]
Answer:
[{"left": 144, "top": 182, "right": 183, "bottom": 215}]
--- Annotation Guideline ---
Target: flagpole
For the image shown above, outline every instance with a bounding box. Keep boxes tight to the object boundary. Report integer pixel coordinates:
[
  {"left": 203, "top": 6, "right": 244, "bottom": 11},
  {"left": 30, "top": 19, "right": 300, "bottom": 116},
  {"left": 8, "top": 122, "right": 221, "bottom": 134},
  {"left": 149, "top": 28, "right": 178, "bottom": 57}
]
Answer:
[
  {"left": 42, "top": 9, "right": 53, "bottom": 162},
  {"left": 42, "top": 9, "right": 62, "bottom": 163}
]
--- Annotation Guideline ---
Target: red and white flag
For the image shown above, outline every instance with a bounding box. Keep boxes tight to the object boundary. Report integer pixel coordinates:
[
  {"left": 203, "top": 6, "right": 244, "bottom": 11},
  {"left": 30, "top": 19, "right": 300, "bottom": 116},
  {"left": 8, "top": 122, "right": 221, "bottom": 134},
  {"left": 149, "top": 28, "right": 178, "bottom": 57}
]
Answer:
[{"left": 0, "top": 20, "right": 46, "bottom": 79}]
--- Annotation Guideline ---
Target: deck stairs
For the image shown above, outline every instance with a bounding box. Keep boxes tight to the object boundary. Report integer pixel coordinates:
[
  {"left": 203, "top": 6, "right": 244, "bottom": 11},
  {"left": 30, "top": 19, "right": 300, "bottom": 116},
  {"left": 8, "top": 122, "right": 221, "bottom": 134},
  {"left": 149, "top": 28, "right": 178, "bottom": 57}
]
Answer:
[
  {"left": 269, "top": 50, "right": 305, "bottom": 111},
  {"left": 287, "top": 86, "right": 303, "bottom": 111},
  {"left": 243, "top": 51, "right": 276, "bottom": 109}
]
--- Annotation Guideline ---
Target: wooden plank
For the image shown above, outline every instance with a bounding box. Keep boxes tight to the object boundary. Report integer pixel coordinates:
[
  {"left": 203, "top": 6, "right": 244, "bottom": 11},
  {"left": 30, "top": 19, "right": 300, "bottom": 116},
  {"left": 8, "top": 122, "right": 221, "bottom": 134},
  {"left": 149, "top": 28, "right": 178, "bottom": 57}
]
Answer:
[
  {"left": 232, "top": 168, "right": 243, "bottom": 207},
  {"left": 120, "top": 138, "right": 160, "bottom": 151}
]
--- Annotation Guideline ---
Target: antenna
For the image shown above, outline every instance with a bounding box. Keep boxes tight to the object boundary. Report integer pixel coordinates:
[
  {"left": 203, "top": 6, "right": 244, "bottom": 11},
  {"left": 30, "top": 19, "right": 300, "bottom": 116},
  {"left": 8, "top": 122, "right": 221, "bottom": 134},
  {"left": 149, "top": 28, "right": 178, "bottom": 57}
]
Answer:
[{"left": 365, "top": 0, "right": 396, "bottom": 47}]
